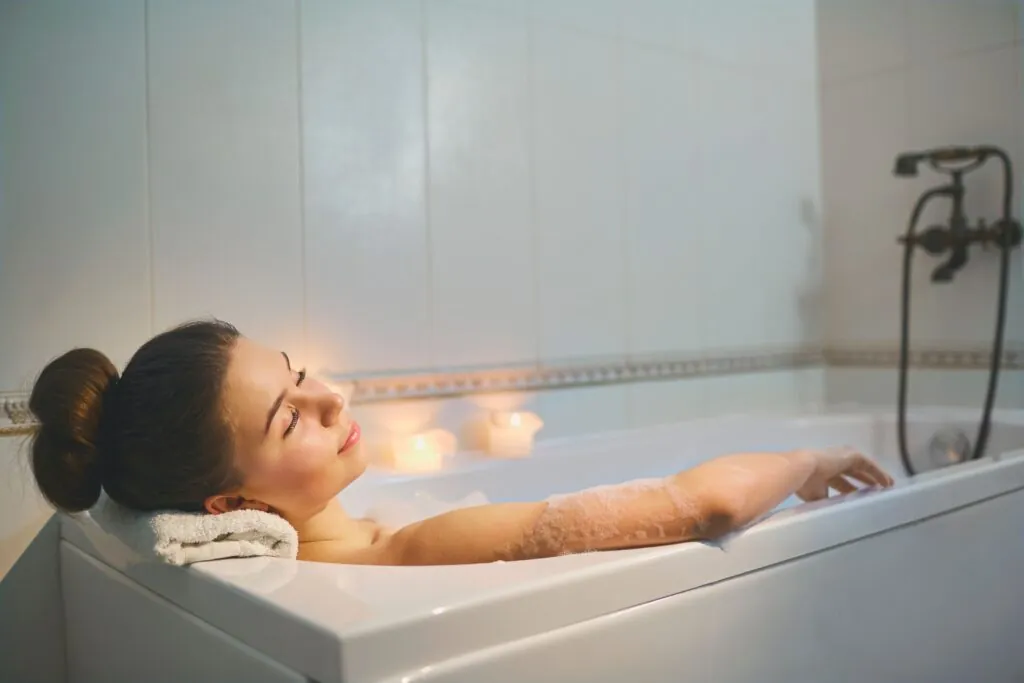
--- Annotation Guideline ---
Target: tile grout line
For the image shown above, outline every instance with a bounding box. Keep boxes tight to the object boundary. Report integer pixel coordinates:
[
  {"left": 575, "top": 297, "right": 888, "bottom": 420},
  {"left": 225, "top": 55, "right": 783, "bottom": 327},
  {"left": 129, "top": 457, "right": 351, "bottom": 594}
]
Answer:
[
  {"left": 143, "top": 0, "right": 155, "bottom": 337},
  {"left": 421, "top": 0, "right": 437, "bottom": 370},
  {"left": 525, "top": 13, "right": 542, "bottom": 368},
  {"left": 295, "top": 0, "right": 309, "bottom": 363}
]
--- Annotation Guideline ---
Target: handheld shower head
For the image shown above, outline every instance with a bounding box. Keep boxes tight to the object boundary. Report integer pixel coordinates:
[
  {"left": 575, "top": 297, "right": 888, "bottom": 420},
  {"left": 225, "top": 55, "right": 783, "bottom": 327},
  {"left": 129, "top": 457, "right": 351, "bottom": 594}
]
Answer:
[
  {"left": 894, "top": 153, "right": 922, "bottom": 177},
  {"left": 893, "top": 146, "right": 987, "bottom": 178}
]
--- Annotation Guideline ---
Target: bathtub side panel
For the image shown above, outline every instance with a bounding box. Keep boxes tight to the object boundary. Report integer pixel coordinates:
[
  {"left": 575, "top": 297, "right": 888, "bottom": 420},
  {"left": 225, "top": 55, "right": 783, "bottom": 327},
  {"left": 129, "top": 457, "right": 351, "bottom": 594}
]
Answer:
[
  {"left": 61, "top": 543, "right": 307, "bottom": 683},
  {"left": 416, "top": 489, "right": 1024, "bottom": 683}
]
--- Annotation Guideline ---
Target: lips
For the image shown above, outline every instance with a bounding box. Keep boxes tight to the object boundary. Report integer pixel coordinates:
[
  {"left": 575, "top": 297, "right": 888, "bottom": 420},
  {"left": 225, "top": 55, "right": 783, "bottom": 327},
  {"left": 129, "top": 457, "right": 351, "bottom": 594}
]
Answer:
[{"left": 339, "top": 421, "right": 361, "bottom": 454}]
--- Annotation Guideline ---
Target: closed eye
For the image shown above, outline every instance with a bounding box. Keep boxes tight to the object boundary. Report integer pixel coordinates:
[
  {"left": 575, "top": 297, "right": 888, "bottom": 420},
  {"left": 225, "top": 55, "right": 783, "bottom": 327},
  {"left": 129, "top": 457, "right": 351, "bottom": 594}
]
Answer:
[{"left": 284, "top": 368, "right": 308, "bottom": 437}]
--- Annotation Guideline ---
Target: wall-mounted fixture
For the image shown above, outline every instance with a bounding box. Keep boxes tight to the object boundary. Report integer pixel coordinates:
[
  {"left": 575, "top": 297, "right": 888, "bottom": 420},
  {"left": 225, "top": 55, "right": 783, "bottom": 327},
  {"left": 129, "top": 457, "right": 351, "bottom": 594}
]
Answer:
[{"left": 892, "top": 145, "right": 1021, "bottom": 475}]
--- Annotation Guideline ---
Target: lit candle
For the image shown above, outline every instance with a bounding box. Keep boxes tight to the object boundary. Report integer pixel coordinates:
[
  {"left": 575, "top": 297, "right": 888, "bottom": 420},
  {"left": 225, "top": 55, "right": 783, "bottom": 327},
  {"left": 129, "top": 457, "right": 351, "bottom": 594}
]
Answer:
[
  {"left": 380, "top": 429, "right": 456, "bottom": 473},
  {"left": 486, "top": 410, "right": 543, "bottom": 457}
]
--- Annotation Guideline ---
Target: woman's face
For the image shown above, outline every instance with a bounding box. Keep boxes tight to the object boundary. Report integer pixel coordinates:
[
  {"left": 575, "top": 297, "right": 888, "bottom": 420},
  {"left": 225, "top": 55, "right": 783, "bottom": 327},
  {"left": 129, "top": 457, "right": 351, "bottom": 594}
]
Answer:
[{"left": 210, "top": 337, "right": 366, "bottom": 521}]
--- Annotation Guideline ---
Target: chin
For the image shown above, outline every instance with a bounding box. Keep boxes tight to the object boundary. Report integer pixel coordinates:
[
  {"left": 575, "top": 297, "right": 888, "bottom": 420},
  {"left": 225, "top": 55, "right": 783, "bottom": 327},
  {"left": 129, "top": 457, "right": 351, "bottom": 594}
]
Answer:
[
  {"left": 331, "top": 445, "right": 369, "bottom": 494},
  {"left": 348, "top": 442, "right": 369, "bottom": 472}
]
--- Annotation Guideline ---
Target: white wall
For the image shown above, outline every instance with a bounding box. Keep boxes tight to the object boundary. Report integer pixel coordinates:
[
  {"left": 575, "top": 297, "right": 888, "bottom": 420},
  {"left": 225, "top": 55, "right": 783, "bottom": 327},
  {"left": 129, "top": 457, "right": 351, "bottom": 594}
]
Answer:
[
  {"left": 0, "top": 0, "right": 824, "bottom": 576},
  {"left": 817, "top": 0, "right": 1024, "bottom": 406},
  {"left": 0, "top": 0, "right": 822, "bottom": 388}
]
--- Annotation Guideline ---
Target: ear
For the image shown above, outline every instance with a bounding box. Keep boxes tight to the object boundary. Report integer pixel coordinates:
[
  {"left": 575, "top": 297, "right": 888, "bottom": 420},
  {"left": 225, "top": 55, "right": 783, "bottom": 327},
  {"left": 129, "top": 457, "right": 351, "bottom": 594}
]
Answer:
[{"left": 203, "top": 494, "right": 271, "bottom": 515}]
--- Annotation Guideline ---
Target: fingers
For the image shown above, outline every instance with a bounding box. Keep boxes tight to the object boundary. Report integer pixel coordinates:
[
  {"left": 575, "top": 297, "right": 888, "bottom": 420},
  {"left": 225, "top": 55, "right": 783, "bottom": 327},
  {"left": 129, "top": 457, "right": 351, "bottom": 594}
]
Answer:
[
  {"left": 798, "top": 447, "right": 897, "bottom": 505},
  {"left": 841, "top": 464, "right": 893, "bottom": 490},
  {"left": 852, "top": 455, "right": 895, "bottom": 488},
  {"left": 828, "top": 476, "right": 858, "bottom": 495},
  {"left": 825, "top": 446, "right": 895, "bottom": 488}
]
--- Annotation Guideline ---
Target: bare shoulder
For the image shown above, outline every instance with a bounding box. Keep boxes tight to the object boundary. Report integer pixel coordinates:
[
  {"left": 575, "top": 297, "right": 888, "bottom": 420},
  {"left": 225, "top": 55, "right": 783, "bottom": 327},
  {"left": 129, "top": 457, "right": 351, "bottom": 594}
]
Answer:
[
  {"left": 296, "top": 502, "right": 548, "bottom": 566},
  {"left": 297, "top": 519, "right": 398, "bottom": 566}
]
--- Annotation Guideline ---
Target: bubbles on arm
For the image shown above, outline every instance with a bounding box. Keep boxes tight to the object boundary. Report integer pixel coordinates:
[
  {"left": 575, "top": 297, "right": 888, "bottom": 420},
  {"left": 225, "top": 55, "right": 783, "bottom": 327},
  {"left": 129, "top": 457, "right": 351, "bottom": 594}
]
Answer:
[{"left": 504, "top": 477, "right": 711, "bottom": 560}]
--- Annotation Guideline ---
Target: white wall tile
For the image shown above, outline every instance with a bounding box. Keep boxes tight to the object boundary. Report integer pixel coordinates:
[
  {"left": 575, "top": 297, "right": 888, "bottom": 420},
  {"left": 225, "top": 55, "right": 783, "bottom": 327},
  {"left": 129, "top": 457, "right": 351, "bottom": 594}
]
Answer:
[
  {"left": 825, "top": 368, "right": 895, "bottom": 407},
  {"left": 704, "top": 373, "right": 765, "bottom": 416},
  {"left": 0, "top": 510, "right": 51, "bottom": 583},
  {"left": 824, "top": 209, "right": 907, "bottom": 347},
  {"left": 147, "top": 0, "right": 304, "bottom": 355},
  {"left": 908, "top": 0, "right": 1019, "bottom": 63},
  {"left": 0, "top": 436, "right": 53, "bottom": 579},
  {"left": 621, "top": 0, "right": 691, "bottom": 54},
  {"left": 698, "top": 66, "right": 774, "bottom": 350},
  {"left": 301, "top": 0, "right": 431, "bottom": 374},
  {"left": 705, "top": 370, "right": 817, "bottom": 416},
  {"left": 628, "top": 378, "right": 706, "bottom": 428},
  {"left": 816, "top": 0, "right": 908, "bottom": 84},
  {"left": 532, "top": 25, "right": 627, "bottom": 361},
  {"left": 529, "top": 0, "right": 621, "bottom": 38},
  {"left": 622, "top": 46, "right": 705, "bottom": 357},
  {"left": 906, "top": 47, "right": 1022, "bottom": 223},
  {"left": 910, "top": 368, "right": 1023, "bottom": 409},
  {"left": 426, "top": 0, "right": 536, "bottom": 367},
  {"left": 0, "top": 0, "right": 149, "bottom": 388},
  {"left": 820, "top": 72, "right": 910, "bottom": 225},
  {"left": 535, "top": 384, "right": 631, "bottom": 439},
  {"left": 797, "top": 367, "right": 828, "bottom": 409},
  {"left": 820, "top": 4, "right": 1024, "bottom": 360},
  {"left": 825, "top": 368, "right": 1024, "bottom": 411},
  {"left": 904, "top": 46, "right": 1023, "bottom": 345},
  {"left": 821, "top": 72, "right": 912, "bottom": 346},
  {"left": 1001, "top": 368, "right": 1024, "bottom": 409},
  {"left": 755, "top": 82, "right": 825, "bottom": 348},
  {"left": 448, "top": 0, "right": 526, "bottom": 16},
  {"left": 685, "top": 0, "right": 818, "bottom": 82}
]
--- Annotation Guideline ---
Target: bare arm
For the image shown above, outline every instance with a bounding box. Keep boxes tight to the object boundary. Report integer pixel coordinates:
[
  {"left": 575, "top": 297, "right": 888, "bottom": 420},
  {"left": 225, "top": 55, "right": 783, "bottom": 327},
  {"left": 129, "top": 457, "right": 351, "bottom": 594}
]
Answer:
[{"left": 320, "top": 448, "right": 892, "bottom": 566}]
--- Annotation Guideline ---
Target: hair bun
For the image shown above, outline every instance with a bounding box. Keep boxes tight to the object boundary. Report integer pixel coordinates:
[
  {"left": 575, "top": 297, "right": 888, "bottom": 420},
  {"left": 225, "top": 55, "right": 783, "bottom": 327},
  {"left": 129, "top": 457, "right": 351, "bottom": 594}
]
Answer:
[{"left": 29, "top": 348, "right": 119, "bottom": 512}]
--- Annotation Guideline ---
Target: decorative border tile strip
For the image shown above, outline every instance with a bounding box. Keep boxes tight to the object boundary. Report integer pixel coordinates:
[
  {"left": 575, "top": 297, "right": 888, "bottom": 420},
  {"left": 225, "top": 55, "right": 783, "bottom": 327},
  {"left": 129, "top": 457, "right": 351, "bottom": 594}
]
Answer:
[
  {"left": 0, "top": 347, "right": 820, "bottom": 430},
  {"left": 824, "top": 345, "right": 1024, "bottom": 371},
  {"left": 1, "top": 395, "right": 35, "bottom": 437},
  {"left": 341, "top": 347, "right": 823, "bottom": 404},
  {"left": 4, "top": 344, "right": 1024, "bottom": 435}
]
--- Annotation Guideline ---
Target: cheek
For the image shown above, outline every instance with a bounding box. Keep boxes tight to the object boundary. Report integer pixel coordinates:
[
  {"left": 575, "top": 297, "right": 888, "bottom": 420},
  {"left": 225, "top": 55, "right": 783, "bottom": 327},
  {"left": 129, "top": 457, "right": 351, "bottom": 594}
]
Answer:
[
  {"left": 276, "top": 439, "right": 334, "bottom": 483},
  {"left": 248, "top": 439, "right": 332, "bottom": 496}
]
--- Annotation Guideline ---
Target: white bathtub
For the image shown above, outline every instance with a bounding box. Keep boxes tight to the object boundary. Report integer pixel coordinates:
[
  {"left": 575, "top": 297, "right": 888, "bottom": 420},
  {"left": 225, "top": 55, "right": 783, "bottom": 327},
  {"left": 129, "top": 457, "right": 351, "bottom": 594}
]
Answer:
[{"left": 46, "top": 408, "right": 1024, "bottom": 682}]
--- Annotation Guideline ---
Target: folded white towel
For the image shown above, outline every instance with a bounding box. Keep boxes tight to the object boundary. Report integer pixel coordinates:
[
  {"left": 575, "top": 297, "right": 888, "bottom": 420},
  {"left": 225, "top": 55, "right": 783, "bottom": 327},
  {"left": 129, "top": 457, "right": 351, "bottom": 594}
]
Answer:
[{"left": 85, "top": 493, "right": 298, "bottom": 566}]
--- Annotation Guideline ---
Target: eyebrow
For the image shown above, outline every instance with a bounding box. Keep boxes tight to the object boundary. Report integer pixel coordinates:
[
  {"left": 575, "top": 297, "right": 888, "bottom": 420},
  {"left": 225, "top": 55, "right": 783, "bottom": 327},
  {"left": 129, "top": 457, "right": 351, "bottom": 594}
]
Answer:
[{"left": 264, "top": 352, "right": 292, "bottom": 437}]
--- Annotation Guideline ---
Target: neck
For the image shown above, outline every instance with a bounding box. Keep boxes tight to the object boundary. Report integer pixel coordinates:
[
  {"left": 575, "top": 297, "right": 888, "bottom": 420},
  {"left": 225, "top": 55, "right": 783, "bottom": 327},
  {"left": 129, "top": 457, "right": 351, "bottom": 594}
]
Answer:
[{"left": 288, "top": 497, "right": 359, "bottom": 544}]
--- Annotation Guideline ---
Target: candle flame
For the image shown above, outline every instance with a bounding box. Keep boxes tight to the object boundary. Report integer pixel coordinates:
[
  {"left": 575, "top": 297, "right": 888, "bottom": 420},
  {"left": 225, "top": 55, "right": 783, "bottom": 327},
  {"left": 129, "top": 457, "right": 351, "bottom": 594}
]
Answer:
[{"left": 510, "top": 412, "right": 521, "bottom": 427}]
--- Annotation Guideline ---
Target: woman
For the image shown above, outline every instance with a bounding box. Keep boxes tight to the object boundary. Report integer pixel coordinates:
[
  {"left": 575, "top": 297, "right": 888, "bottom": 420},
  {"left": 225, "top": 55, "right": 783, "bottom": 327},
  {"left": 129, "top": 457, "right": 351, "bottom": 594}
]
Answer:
[{"left": 29, "top": 319, "right": 894, "bottom": 565}]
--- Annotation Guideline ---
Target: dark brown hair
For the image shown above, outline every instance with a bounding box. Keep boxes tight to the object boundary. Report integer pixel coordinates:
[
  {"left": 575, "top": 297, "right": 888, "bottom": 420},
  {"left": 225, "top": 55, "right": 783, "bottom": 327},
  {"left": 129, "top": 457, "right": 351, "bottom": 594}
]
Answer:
[{"left": 28, "top": 319, "right": 242, "bottom": 513}]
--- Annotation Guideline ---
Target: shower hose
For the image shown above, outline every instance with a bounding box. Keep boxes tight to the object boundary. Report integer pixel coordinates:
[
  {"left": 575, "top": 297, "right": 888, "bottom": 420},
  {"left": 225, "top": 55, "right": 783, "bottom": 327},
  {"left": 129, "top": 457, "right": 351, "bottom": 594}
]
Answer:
[{"left": 897, "top": 147, "right": 1016, "bottom": 477}]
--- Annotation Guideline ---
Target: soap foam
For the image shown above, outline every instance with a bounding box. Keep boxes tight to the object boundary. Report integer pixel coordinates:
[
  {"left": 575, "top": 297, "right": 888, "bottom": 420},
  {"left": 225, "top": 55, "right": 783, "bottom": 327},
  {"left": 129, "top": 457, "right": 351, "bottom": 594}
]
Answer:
[{"left": 505, "top": 476, "right": 709, "bottom": 560}]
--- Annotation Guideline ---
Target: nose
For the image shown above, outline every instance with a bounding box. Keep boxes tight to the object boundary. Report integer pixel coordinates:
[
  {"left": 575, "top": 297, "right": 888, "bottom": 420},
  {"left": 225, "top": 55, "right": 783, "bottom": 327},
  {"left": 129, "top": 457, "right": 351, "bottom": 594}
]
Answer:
[
  {"left": 312, "top": 386, "right": 344, "bottom": 427},
  {"left": 328, "top": 391, "right": 345, "bottom": 425}
]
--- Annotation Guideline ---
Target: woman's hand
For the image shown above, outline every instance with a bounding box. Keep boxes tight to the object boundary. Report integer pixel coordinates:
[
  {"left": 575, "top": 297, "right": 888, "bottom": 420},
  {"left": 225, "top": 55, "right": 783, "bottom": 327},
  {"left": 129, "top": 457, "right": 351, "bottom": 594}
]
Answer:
[{"left": 793, "top": 447, "right": 895, "bottom": 502}]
